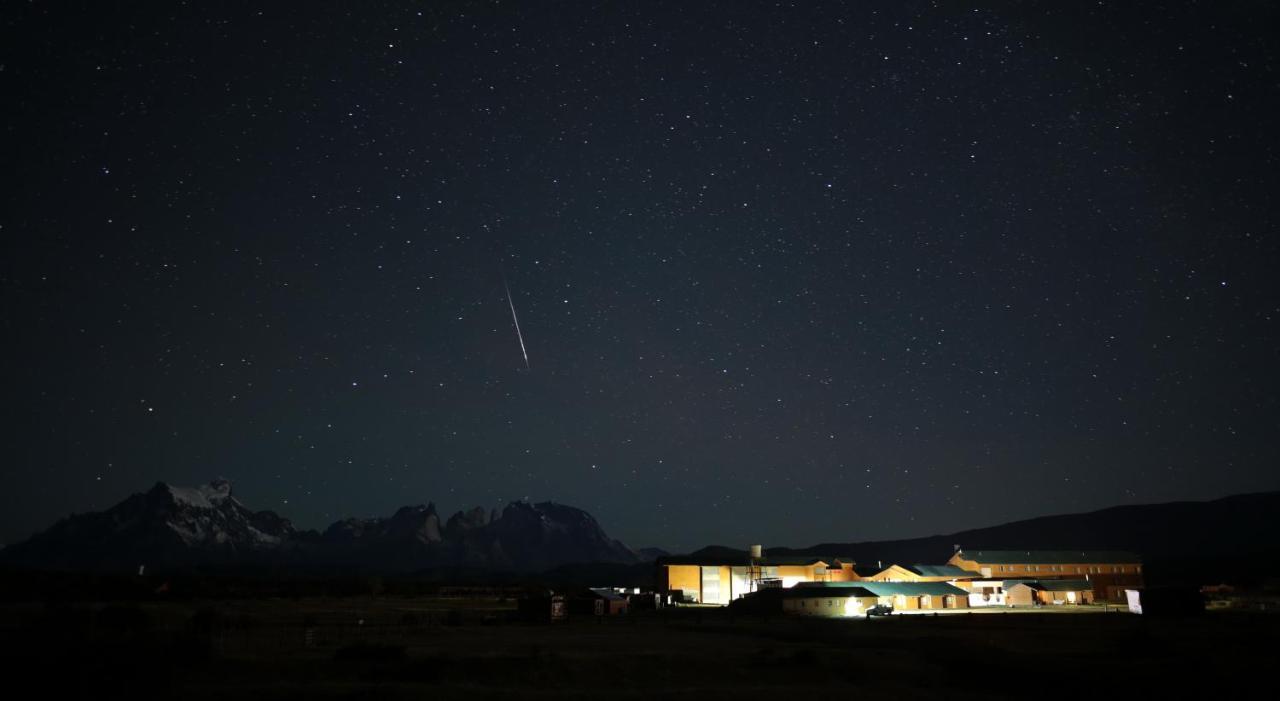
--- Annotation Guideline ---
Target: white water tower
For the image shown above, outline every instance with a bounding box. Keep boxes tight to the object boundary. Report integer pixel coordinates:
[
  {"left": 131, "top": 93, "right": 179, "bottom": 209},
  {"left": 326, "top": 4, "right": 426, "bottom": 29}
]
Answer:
[{"left": 747, "top": 544, "right": 764, "bottom": 594}]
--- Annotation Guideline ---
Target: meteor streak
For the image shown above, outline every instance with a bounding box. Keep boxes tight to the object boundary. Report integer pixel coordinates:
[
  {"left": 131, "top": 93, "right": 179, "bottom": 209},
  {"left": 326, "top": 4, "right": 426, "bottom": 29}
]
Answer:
[{"left": 504, "top": 279, "right": 530, "bottom": 370}]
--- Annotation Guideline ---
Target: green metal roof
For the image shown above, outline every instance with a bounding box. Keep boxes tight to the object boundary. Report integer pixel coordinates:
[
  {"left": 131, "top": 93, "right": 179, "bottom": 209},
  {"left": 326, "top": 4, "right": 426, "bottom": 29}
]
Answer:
[
  {"left": 1010, "top": 579, "right": 1094, "bottom": 592},
  {"left": 797, "top": 581, "right": 967, "bottom": 597},
  {"left": 856, "top": 581, "right": 970, "bottom": 597},
  {"left": 955, "top": 550, "right": 1141, "bottom": 565},
  {"left": 780, "top": 586, "right": 878, "bottom": 599},
  {"left": 909, "top": 564, "right": 980, "bottom": 578}
]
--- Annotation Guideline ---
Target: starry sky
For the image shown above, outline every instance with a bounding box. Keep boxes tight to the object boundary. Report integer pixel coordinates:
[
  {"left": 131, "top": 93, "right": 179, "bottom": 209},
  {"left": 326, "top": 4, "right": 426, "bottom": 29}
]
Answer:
[{"left": 3, "top": 1, "right": 1278, "bottom": 552}]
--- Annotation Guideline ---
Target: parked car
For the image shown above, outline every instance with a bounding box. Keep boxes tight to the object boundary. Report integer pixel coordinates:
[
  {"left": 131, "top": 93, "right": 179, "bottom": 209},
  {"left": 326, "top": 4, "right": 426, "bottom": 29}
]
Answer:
[{"left": 866, "top": 604, "right": 894, "bottom": 617}]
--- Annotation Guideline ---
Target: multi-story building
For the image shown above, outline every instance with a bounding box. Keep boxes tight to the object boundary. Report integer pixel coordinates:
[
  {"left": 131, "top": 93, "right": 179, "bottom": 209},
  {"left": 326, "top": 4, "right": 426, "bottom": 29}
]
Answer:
[{"left": 947, "top": 549, "right": 1143, "bottom": 601}]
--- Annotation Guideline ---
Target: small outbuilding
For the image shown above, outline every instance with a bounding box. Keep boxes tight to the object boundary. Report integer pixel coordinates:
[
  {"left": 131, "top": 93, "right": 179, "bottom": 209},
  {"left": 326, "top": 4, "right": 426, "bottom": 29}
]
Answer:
[
  {"left": 567, "top": 588, "right": 629, "bottom": 616},
  {"left": 1006, "top": 579, "right": 1094, "bottom": 606}
]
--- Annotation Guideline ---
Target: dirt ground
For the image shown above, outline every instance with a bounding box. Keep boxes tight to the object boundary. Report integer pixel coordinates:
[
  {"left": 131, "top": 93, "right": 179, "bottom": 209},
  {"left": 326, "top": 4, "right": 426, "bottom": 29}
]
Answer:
[{"left": 1, "top": 598, "right": 1274, "bottom": 699}]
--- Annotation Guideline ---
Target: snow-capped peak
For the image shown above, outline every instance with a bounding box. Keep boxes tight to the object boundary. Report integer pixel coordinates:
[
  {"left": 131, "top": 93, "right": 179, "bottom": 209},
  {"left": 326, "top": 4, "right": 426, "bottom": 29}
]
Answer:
[{"left": 166, "top": 478, "right": 234, "bottom": 509}]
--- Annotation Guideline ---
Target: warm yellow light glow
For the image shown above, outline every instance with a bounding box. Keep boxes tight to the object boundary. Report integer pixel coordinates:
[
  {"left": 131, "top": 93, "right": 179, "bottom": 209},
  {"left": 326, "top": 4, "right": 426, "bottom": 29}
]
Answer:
[{"left": 843, "top": 597, "right": 863, "bottom": 617}]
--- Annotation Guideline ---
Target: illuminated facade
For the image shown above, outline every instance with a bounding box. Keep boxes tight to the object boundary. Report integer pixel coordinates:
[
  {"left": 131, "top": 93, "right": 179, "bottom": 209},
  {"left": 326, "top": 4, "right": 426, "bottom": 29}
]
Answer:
[
  {"left": 1005, "top": 579, "right": 1096, "bottom": 606},
  {"left": 781, "top": 586, "right": 880, "bottom": 617},
  {"left": 947, "top": 550, "right": 1143, "bottom": 601},
  {"left": 793, "top": 581, "right": 971, "bottom": 611},
  {"left": 658, "top": 554, "right": 858, "bottom": 604},
  {"left": 658, "top": 547, "right": 1143, "bottom": 606}
]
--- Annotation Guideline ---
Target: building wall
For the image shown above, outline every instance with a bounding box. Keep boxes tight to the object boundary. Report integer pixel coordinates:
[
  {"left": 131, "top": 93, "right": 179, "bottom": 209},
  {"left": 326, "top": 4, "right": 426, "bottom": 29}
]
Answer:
[
  {"left": 667, "top": 561, "right": 862, "bottom": 603},
  {"left": 827, "top": 563, "right": 859, "bottom": 582},
  {"left": 964, "top": 582, "right": 1008, "bottom": 606},
  {"left": 1000, "top": 583, "right": 1098, "bottom": 606},
  {"left": 1007, "top": 585, "right": 1038, "bottom": 607},
  {"left": 1088, "top": 574, "right": 1145, "bottom": 602},
  {"left": 1037, "top": 589, "right": 1095, "bottom": 605},
  {"left": 784, "top": 596, "right": 879, "bottom": 617},
  {"left": 886, "top": 594, "right": 922, "bottom": 610},
  {"left": 948, "top": 553, "right": 1142, "bottom": 580},
  {"left": 665, "top": 565, "right": 702, "bottom": 599},
  {"left": 866, "top": 565, "right": 921, "bottom": 582},
  {"left": 948, "top": 553, "right": 1142, "bottom": 600},
  {"left": 940, "top": 594, "right": 968, "bottom": 609},
  {"left": 777, "top": 565, "right": 817, "bottom": 587},
  {"left": 969, "top": 591, "right": 1006, "bottom": 607}
]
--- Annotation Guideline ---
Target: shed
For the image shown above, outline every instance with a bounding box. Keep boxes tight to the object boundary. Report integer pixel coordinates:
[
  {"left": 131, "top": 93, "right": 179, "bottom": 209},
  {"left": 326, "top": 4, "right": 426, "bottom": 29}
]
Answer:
[{"left": 568, "top": 588, "right": 629, "bottom": 616}]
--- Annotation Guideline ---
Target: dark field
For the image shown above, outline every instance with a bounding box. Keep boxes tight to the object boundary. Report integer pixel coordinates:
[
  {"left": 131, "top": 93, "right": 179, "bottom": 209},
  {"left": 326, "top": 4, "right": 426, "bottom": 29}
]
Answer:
[{"left": 2, "top": 598, "right": 1274, "bottom": 699}]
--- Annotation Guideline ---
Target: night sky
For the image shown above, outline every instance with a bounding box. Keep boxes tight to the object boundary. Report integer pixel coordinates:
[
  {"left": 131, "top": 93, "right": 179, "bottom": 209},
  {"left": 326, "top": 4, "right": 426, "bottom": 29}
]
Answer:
[{"left": 3, "top": 2, "right": 1278, "bottom": 553}]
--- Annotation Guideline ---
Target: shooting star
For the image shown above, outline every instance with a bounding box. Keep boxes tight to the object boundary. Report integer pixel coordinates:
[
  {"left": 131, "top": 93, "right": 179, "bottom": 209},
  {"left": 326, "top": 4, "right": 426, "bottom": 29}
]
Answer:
[{"left": 504, "top": 278, "right": 530, "bottom": 370}]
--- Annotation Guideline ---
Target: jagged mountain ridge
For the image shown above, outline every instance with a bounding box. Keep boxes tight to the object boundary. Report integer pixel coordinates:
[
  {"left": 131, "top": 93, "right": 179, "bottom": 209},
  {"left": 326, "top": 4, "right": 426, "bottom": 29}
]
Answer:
[
  {"left": 0, "top": 479, "right": 301, "bottom": 571},
  {"left": 317, "top": 499, "right": 639, "bottom": 572},
  {"left": 1, "top": 479, "right": 639, "bottom": 573}
]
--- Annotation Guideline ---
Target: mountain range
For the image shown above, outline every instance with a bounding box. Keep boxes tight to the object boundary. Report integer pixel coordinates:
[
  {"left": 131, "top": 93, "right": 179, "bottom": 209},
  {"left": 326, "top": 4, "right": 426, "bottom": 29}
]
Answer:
[
  {"left": 4, "top": 481, "right": 1277, "bottom": 585},
  {"left": 0, "top": 479, "right": 638, "bottom": 574}
]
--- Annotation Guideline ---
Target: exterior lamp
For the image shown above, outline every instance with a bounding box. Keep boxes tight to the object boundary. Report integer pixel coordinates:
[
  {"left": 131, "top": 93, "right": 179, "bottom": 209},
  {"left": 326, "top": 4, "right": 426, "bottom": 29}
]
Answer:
[{"left": 843, "top": 597, "right": 863, "bottom": 617}]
